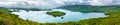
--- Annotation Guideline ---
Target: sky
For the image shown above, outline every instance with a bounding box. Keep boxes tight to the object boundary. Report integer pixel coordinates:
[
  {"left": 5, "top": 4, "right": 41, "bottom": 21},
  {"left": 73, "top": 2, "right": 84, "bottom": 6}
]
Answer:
[{"left": 0, "top": 0, "right": 120, "bottom": 8}]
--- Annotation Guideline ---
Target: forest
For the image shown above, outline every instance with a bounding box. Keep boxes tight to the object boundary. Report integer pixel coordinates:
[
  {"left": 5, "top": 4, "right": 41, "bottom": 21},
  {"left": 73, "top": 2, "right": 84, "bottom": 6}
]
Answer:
[{"left": 0, "top": 5, "right": 120, "bottom": 25}]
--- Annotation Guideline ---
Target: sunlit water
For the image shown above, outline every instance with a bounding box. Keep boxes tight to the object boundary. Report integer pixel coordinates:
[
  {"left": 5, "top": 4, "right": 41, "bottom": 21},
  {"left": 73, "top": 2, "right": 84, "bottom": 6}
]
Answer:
[{"left": 12, "top": 9, "right": 107, "bottom": 23}]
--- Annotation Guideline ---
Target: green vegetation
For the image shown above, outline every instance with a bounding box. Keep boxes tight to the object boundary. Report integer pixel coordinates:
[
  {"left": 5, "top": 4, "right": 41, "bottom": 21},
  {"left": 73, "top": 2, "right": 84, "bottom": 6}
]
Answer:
[
  {"left": 11, "top": 8, "right": 51, "bottom": 11},
  {"left": 0, "top": 7, "right": 41, "bottom": 25},
  {"left": 58, "top": 5, "right": 120, "bottom": 13},
  {"left": 46, "top": 11, "right": 66, "bottom": 17},
  {"left": 1, "top": 5, "right": 120, "bottom": 25}
]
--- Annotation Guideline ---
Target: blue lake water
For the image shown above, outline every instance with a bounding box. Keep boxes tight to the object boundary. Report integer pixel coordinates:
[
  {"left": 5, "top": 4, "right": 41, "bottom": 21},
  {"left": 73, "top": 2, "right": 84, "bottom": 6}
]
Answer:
[{"left": 12, "top": 9, "right": 107, "bottom": 23}]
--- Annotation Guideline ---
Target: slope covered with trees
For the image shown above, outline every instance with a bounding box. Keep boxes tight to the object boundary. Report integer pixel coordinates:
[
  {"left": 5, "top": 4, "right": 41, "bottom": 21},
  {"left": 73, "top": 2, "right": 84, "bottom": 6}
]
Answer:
[
  {"left": 0, "top": 5, "right": 120, "bottom": 25},
  {"left": 0, "top": 7, "right": 41, "bottom": 25}
]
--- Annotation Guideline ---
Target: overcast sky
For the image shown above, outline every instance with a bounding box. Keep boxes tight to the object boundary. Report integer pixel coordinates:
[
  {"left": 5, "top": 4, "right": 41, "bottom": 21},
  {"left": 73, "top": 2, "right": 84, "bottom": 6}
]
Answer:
[{"left": 0, "top": 0, "right": 120, "bottom": 8}]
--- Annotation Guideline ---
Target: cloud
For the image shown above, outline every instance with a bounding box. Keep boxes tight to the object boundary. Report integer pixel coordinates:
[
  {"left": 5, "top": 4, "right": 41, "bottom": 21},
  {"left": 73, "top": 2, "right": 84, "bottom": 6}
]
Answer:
[
  {"left": 0, "top": 2, "right": 16, "bottom": 6},
  {"left": 0, "top": 0, "right": 120, "bottom": 8}
]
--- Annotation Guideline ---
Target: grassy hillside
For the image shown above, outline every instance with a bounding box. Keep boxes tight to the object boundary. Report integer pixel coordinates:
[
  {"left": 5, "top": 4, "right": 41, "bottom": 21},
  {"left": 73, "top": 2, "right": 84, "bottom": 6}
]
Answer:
[
  {"left": 0, "top": 7, "right": 41, "bottom": 25},
  {"left": 0, "top": 5, "right": 120, "bottom": 25},
  {"left": 57, "top": 5, "right": 120, "bottom": 13}
]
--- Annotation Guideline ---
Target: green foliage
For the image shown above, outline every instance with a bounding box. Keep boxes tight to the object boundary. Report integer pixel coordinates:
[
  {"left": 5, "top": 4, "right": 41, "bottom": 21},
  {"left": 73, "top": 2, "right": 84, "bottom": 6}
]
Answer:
[
  {"left": 0, "top": 8, "right": 41, "bottom": 25},
  {"left": 58, "top": 5, "right": 120, "bottom": 13},
  {"left": 1, "top": 5, "right": 120, "bottom": 25},
  {"left": 46, "top": 11, "right": 66, "bottom": 17}
]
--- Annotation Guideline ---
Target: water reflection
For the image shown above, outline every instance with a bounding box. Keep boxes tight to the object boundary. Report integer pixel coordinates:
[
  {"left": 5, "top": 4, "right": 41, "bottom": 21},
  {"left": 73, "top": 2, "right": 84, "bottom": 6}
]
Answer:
[{"left": 12, "top": 9, "right": 107, "bottom": 23}]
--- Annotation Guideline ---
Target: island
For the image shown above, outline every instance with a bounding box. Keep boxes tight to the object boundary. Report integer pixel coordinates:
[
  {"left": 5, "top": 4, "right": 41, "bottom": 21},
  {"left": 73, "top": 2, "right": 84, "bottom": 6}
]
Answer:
[{"left": 46, "top": 11, "right": 66, "bottom": 17}]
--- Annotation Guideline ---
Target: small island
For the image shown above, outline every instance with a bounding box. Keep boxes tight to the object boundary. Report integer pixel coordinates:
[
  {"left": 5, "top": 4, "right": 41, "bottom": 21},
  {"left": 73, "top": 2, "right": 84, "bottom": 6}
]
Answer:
[{"left": 46, "top": 11, "right": 66, "bottom": 17}]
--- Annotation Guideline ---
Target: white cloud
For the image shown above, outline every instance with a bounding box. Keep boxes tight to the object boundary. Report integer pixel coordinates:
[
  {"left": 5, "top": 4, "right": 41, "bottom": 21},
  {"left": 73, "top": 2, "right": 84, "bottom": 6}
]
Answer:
[
  {"left": 0, "top": 2, "right": 16, "bottom": 6},
  {"left": 0, "top": 0, "right": 120, "bottom": 8}
]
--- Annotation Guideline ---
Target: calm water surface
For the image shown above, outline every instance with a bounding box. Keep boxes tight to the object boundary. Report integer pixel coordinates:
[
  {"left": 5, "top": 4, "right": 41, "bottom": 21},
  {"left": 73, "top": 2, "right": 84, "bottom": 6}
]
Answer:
[{"left": 12, "top": 9, "right": 107, "bottom": 23}]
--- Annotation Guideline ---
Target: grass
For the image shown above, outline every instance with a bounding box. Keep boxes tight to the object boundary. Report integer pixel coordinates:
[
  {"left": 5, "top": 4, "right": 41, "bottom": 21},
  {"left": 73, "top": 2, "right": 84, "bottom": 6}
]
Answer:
[{"left": 1, "top": 5, "right": 120, "bottom": 25}]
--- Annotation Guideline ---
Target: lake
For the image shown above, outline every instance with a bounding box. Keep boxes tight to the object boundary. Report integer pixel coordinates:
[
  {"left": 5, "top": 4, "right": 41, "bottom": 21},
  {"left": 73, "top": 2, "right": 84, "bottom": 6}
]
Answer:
[{"left": 11, "top": 9, "right": 107, "bottom": 23}]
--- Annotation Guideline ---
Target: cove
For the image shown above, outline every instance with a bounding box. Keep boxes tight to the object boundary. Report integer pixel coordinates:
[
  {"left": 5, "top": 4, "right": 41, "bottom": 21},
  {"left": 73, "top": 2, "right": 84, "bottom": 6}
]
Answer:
[{"left": 11, "top": 9, "right": 107, "bottom": 23}]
